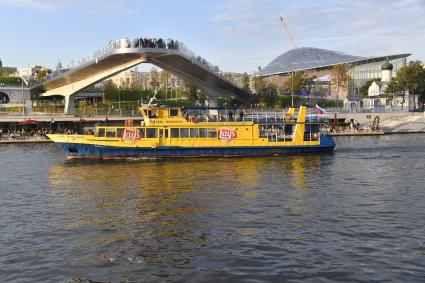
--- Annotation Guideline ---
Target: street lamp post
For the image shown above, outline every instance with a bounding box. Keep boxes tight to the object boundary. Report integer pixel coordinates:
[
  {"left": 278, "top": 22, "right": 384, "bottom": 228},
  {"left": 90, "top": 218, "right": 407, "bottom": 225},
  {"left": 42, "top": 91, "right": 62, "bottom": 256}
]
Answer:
[
  {"left": 291, "top": 71, "right": 294, "bottom": 107},
  {"left": 336, "top": 76, "right": 339, "bottom": 110},
  {"left": 21, "top": 79, "right": 25, "bottom": 115},
  {"left": 119, "top": 87, "right": 121, "bottom": 110},
  {"left": 19, "top": 76, "right": 29, "bottom": 116}
]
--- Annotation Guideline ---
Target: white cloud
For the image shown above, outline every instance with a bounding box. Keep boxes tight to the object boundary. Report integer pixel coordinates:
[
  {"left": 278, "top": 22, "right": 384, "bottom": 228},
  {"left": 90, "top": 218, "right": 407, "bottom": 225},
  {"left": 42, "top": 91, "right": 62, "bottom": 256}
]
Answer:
[
  {"left": 0, "top": 0, "right": 58, "bottom": 10},
  {"left": 0, "top": 0, "right": 133, "bottom": 11},
  {"left": 211, "top": 0, "right": 284, "bottom": 42}
]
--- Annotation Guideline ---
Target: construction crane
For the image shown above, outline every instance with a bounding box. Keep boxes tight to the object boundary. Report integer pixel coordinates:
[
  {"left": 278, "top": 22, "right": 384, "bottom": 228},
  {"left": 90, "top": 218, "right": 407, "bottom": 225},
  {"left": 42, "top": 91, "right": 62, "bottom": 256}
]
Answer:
[{"left": 278, "top": 16, "right": 298, "bottom": 48}]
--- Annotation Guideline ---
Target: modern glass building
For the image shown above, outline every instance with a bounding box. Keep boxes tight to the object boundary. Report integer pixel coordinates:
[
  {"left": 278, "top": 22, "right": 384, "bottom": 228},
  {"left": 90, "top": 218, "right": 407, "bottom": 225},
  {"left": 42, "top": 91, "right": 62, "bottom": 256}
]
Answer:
[
  {"left": 258, "top": 47, "right": 410, "bottom": 96},
  {"left": 347, "top": 57, "right": 407, "bottom": 95}
]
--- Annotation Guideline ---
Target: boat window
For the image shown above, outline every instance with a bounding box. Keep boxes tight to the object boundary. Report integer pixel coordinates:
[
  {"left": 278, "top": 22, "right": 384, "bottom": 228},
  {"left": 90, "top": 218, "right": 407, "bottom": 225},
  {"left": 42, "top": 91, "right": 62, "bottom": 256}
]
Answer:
[
  {"left": 170, "top": 109, "right": 179, "bottom": 117},
  {"left": 259, "top": 125, "right": 290, "bottom": 142},
  {"left": 137, "top": 128, "right": 145, "bottom": 138},
  {"left": 284, "top": 125, "right": 293, "bottom": 135},
  {"left": 171, "top": 128, "right": 179, "bottom": 138},
  {"left": 304, "top": 124, "right": 320, "bottom": 141},
  {"left": 199, "top": 128, "right": 208, "bottom": 138},
  {"left": 96, "top": 128, "right": 105, "bottom": 137},
  {"left": 190, "top": 128, "right": 198, "bottom": 138},
  {"left": 117, "top": 128, "right": 125, "bottom": 138},
  {"left": 146, "top": 128, "right": 158, "bottom": 138},
  {"left": 208, "top": 128, "right": 217, "bottom": 138},
  {"left": 180, "top": 128, "right": 189, "bottom": 138},
  {"left": 106, "top": 129, "right": 116, "bottom": 138},
  {"left": 148, "top": 110, "right": 157, "bottom": 118}
]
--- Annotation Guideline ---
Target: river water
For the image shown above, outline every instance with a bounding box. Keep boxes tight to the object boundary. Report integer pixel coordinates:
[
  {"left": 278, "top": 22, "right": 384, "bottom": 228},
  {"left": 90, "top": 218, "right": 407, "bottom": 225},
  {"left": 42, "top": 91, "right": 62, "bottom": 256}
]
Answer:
[{"left": 0, "top": 135, "right": 424, "bottom": 282}]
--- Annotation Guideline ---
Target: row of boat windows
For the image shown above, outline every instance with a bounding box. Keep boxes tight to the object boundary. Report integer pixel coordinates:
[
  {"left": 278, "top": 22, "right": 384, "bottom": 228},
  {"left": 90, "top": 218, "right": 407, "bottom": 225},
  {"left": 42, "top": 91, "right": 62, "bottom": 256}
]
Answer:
[
  {"left": 170, "top": 128, "right": 218, "bottom": 138},
  {"left": 96, "top": 128, "right": 219, "bottom": 139}
]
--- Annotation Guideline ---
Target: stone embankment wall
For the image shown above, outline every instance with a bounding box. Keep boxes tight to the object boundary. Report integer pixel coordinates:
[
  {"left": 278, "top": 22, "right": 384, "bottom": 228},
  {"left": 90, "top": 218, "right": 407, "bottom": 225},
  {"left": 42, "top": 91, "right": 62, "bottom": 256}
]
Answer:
[{"left": 335, "top": 112, "right": 425, "bottom": 133}]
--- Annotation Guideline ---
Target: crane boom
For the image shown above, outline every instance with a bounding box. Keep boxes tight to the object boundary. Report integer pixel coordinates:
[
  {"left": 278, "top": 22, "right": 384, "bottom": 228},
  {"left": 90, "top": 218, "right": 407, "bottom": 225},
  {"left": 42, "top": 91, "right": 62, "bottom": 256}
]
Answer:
[{"left": 278, "top": 16, "right": 298, "bottom": 48}]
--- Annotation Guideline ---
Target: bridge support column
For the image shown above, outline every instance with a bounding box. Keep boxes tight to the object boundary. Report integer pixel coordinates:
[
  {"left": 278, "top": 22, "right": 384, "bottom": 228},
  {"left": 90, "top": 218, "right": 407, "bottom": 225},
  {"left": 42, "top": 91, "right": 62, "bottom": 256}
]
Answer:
[
  {"left": 42, "top": 57, "right": 147, "bottom": 114},
  {"left": 64, "top": 95, "right": 75, "bottom": 115}
]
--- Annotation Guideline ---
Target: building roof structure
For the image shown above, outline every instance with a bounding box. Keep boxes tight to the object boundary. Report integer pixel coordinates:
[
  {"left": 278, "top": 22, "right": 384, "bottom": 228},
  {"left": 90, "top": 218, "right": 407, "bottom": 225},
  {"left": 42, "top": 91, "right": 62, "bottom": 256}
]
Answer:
[{"left": 258, "top": 47, "right": 410, "bottom": 76}]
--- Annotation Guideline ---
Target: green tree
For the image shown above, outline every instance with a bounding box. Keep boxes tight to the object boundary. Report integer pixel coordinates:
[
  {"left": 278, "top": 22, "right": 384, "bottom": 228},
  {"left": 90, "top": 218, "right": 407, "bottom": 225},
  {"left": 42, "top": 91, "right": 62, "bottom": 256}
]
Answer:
[
  {"left": 104, "top": 80, "right": 117, "bottom": 101},
  {"left": 150, "top": 67, "right": 159, "bottom": 90},
  {"left": 0, "top": 76, "right": 22, "bottom": 85},
  {"left": 259, "top": 85, "right": 278, "bottom": 107},
  {"left": 242, "top": 72, "right": 250, "bottom": 92},
  {"left": 283, "top": 71, "right": 315, "bottom": 104},
  {"left": 187, "top": 85, "right": 199, "bottom": 104},
  {"left": 160, "top": 71, "right": 170, "bottom": 99},
  {"left": 359, "top": 79, "right": 377, "bottom": 96},
  {"left": 396, "top": 61, "right": 425, "bottom": 110},
  {"left": 384, "top": 79, "right": 403, "bottom": 109},
  {"left": 253, "top": 76, "right": 266, "bottom": 93}
]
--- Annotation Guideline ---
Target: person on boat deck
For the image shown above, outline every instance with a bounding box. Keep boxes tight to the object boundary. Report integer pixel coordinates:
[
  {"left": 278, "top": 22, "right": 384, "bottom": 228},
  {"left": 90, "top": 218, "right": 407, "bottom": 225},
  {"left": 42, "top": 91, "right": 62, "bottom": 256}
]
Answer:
[
  {"left": 183, "top": 110, "right": 189, "bottom": 120},
  {"left": 148, "top": 110, "right": 157, "bottom": 118},
  {"left": 239, "top": 111, "right": 244, "bottom": 121},
  {"left": 228, "top": 111, "right": 233, "bottom": 121}
]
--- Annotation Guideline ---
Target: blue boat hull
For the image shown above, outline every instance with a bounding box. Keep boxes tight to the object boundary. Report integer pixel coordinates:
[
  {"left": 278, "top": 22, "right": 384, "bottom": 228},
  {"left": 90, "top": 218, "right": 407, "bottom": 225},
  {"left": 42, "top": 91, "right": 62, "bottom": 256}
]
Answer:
[{"left": 55, "top": 135, "right": 335, "bottom": 159}]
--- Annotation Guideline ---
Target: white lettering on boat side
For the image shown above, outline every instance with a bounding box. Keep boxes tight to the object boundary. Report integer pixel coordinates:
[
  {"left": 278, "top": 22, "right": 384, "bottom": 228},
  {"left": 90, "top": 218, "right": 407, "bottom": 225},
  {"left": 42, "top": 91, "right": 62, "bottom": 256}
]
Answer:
[{"left": 218, "top": 128, "right": 237, "bottom": 140}]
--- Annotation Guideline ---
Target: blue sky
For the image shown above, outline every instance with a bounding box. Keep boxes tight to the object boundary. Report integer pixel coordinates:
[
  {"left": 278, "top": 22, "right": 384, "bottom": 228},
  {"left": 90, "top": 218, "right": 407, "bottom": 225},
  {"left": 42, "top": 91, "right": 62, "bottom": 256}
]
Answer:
[{"left": 0, "top": 0, "right": 424, "bottom": 73}]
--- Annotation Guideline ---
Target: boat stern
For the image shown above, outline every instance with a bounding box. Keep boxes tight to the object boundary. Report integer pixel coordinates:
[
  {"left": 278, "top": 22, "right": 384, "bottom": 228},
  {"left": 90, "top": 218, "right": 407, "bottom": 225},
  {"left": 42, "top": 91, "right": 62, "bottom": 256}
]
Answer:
[{"left": 320, "top": 134, "right": 336, "bottom": 151}]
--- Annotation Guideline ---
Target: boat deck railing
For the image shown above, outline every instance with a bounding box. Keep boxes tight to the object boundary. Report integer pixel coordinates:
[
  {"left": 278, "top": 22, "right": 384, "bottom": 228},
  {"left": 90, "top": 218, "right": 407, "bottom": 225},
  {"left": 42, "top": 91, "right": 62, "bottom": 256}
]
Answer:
[{"left": 187, "top": 112, "right": 329, "bottom": 124}]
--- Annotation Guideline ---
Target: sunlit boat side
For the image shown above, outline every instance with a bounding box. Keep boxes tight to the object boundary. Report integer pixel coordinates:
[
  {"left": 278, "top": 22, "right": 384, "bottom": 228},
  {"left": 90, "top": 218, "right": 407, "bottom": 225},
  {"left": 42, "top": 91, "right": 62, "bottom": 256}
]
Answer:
[{"left": 48, "top": 105, "right": 335, "bottom": 159}]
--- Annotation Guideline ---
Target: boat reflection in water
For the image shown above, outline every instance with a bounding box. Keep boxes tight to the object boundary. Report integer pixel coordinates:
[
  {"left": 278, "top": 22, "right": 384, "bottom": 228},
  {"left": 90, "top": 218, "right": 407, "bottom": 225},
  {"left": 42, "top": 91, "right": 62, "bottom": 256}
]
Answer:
[{"left": 47, "top": 154, "right": 331, "bottom": 281}]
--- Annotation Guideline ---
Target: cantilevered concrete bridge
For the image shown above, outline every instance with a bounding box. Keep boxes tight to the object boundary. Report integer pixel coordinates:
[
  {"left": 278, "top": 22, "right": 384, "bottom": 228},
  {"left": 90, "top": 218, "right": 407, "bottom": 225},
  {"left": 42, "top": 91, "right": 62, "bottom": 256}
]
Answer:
[{"left": 34, "top": 39, "right": 250, "bottom": 114}]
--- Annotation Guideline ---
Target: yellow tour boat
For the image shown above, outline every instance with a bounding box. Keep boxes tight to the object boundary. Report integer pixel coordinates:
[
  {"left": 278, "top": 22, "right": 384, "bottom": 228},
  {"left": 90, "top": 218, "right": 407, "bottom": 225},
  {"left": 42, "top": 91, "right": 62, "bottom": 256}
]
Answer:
[{"left": 48, "top": 105, "right": 335, "bottom": 159}]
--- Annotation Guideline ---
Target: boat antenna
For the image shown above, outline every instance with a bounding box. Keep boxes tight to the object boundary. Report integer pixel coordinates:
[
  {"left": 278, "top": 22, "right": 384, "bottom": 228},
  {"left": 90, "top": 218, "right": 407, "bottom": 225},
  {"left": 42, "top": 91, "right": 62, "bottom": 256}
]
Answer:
[{"left": 147, "top": 87, "right": 159, "bottom": 107}]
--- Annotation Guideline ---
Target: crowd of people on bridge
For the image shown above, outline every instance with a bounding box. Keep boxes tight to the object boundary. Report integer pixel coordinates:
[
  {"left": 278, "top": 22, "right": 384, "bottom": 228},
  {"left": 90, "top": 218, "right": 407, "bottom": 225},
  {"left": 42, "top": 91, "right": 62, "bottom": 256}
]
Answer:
[
  {"left": 106, "top": 37, "right": 222, "bottom": 75},
  {"left": 109, "top": 37, "right": 180, "bottom": 50}
]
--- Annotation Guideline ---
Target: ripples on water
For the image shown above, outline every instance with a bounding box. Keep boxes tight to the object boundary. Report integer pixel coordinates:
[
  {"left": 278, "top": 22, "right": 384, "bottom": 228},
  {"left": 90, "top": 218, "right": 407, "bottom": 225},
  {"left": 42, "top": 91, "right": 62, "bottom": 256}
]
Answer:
[{"left": 0, "top": 135, "right": 424, "bottom": 282}]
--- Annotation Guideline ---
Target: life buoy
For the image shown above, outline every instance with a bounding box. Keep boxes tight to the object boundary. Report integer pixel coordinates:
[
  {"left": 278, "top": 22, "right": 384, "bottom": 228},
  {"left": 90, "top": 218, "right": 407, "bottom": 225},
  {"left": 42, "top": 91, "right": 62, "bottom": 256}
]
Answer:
[
  {"left": 191, "top": 116, "right": 198, "bottom": 123},
  {"left": 284, "top": 113, "right": 291, "bottom": 122}
]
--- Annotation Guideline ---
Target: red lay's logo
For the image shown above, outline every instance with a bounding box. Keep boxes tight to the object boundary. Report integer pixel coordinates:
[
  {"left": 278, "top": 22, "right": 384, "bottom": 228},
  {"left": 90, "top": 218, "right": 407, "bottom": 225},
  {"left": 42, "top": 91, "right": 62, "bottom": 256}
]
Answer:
[{"left": 219, "top": 128, "right": 237, "bottom": 140}]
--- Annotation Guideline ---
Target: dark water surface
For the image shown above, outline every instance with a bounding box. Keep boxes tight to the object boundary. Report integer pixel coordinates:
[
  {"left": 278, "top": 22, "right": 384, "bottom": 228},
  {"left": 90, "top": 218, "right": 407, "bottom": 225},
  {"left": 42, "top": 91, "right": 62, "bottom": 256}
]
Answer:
[{"left": 0, "top": 135, "right": 424, "bottom": 282}]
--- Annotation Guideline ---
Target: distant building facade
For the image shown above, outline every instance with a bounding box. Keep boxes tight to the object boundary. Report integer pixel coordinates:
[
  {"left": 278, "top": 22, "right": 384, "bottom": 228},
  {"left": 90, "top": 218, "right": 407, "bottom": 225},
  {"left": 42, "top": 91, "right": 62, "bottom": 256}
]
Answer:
[
  {"left": 108, "top": 69, "right": 186, "bottom": 90},
  {"left": 18, "top": 65, "right": 52, "bottom": 80},
  {"left": 344, "top": 61, "right": 419, "bottom": 112},
  {"left": 110, "top": 70, "right": 146, "bottom": 88}
]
